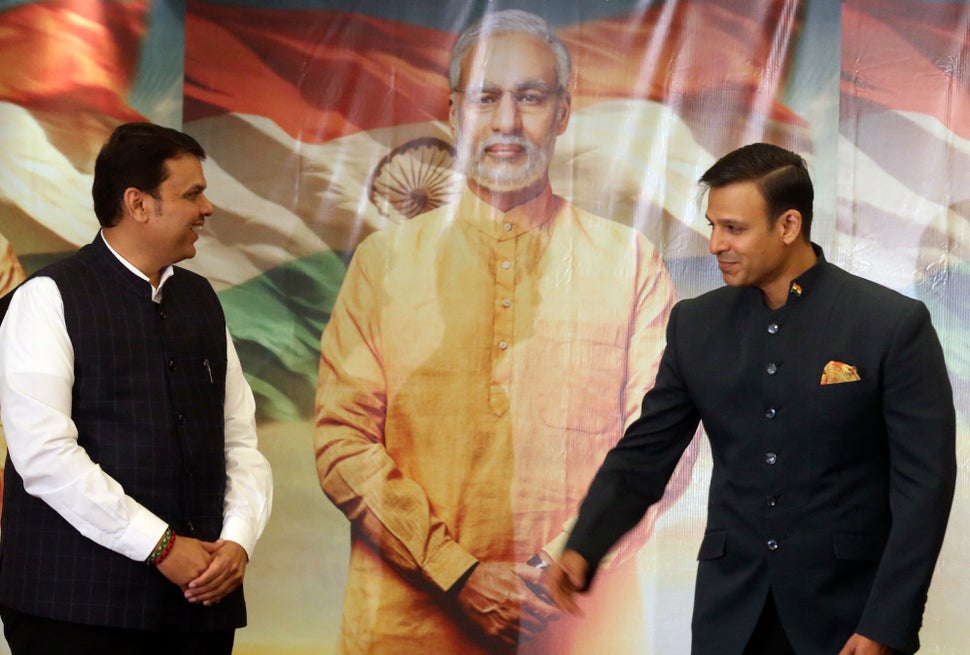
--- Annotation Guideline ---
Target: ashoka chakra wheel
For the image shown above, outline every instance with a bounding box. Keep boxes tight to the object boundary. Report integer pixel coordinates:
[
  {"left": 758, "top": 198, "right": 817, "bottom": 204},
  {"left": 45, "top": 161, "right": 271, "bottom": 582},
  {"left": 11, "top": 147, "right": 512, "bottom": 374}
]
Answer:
[{"left": 368, "top": 137, "right": 459, "bottom": 221}]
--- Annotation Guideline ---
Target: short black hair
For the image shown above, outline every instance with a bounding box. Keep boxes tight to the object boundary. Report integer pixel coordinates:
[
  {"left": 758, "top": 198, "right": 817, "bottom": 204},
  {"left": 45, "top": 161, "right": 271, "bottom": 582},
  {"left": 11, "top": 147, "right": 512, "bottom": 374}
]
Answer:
[
  {"left": 92, "top": 122, "right": 206, "bottom": 227},
  {"left": 699, "top": 143, "right": 813, "bottom": 240}
]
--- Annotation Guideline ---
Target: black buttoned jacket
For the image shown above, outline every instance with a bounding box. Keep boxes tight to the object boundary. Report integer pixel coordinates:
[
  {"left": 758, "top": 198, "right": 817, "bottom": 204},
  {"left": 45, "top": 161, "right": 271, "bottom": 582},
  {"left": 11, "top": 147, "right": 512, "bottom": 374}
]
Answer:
[{"left": 567, "top": 248, "right": 956, "bottom": 655}]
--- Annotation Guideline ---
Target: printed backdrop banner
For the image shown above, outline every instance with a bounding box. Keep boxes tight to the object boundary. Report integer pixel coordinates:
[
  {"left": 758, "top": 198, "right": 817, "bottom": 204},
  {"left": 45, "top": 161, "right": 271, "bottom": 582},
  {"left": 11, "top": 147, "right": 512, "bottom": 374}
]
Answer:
[{"left": 0, "top": 0, "right": 967, "bottom": 653}]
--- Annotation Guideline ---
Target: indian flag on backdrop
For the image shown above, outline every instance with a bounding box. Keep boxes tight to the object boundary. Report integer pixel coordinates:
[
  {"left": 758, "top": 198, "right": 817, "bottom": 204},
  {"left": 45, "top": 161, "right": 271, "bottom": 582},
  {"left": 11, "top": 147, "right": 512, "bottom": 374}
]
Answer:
[
  {"left": 0, "top": 0, "right": 147, "bottom": 258},
  {"left": 180, "top": 0, "right": 811, "bottom": 419},
  {"left": 837, "top": 5, "right": 970, "bottom": 648},
  {"left": 838, "top": 0, "right": 970, "bottom": 406},
  {"left": 7, "top": 0, "right": 969, "bottom": 421}
]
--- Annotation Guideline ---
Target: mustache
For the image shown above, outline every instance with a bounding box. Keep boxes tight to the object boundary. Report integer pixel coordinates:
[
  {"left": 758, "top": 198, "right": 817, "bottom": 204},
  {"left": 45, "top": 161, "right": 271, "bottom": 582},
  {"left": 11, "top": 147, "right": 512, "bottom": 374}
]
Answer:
[{"left": 478, "top": 135, "right": 532, "bottom": 152}]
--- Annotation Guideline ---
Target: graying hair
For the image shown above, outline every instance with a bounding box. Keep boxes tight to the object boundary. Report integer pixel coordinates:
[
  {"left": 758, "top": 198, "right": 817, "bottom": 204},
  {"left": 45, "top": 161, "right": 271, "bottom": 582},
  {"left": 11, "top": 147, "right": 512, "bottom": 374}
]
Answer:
[{"left": 449, "top": 10, "right": 572, "bottom": 92}]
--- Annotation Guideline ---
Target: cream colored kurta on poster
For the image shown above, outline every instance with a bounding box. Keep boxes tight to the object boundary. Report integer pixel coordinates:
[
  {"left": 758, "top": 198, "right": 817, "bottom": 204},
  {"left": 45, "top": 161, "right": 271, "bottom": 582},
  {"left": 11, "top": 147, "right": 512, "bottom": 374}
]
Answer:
[{"left": 315, "top": 187, "right": 685, "bottom": 654}]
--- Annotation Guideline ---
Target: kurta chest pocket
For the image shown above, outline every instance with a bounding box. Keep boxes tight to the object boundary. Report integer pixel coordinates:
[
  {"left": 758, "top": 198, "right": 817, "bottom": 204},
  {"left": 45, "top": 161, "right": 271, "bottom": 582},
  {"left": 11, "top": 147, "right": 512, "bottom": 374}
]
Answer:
[{"left": 536, "top": 336, "right": 625, "bottom": 433}]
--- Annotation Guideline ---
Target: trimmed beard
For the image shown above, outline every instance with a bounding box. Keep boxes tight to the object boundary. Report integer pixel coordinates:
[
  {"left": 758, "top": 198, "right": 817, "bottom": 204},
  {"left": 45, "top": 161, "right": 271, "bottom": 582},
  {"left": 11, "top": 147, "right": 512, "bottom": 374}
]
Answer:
[{"left": 454, "top": 125, "right": 556, "bottom": 193}]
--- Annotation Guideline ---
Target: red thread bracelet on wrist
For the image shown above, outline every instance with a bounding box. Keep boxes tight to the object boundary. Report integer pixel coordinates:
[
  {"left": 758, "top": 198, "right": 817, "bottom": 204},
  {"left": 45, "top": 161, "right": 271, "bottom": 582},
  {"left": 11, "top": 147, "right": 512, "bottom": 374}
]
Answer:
[{"left": 148, "top": 527, "right": 176, "bottom": 566}]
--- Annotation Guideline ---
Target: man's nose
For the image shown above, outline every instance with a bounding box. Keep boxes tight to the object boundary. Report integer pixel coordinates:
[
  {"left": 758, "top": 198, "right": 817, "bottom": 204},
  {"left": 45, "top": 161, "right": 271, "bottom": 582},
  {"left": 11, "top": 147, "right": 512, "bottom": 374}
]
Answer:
[
  {"left": 490, "top": 91, "right": 521, "bottom": 133},
  {"left": 199, "top": 193, "right": 214, "bottom": 217},
  {"left": 709, "top": 229, "right": 724, "bottom": 255}
]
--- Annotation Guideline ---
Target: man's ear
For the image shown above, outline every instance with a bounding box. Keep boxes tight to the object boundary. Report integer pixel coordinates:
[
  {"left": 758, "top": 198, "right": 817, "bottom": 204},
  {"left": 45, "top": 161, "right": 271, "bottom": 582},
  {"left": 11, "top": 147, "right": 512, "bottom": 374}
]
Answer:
[
  {"left": 123, "top": 187, "right": 151, "bottom": 224},
  {"left": 555, "top": 91, "right": 572, "bottom": 136},
  {"left": 448, "top": 95, "right": 458, "bottom": 137},
  {"left": 779, "top": 209, "right": 803, "bottom": 245}
]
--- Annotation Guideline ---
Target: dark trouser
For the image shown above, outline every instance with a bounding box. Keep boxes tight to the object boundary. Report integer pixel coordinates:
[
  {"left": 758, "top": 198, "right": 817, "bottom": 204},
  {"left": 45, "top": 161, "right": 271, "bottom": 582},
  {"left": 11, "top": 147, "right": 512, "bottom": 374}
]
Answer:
[
  {"left": 0, "top": 606, "right": 235, "bottom": 655},
  {"left": 741, "top": 592, "right": 796, "bottom": 655}
]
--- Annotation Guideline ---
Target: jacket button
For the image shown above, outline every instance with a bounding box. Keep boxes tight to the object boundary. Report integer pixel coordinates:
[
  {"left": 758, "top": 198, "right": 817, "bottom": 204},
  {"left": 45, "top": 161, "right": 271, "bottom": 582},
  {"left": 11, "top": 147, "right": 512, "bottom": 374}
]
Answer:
[
  {"left": 766, "top": 496, "right": 777, "bottom": 507},
  {"left": 767, "top": 323, "right": 779, "bottom": 334},
  {"left": 765, "top": 452, "right": 777, "bottom": 465},
  {"left": 767, "top": 539, "right": 779, "bottom": 551},
  {"left": 765, "top": 408, "right": 777, "bottom": 419},
  {"left": 766, "top": 362, "right": 778, "bottom": 375}
]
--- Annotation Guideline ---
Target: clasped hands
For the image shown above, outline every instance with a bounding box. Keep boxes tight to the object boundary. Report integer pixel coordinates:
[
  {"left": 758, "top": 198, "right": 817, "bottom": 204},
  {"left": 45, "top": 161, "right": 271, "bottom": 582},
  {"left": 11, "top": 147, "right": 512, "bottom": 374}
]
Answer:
[
  {"left": 155, "top": 535, "right": 249, "bottom": 606},
  {"left": 455, "top": 556, "right": 561, "bottom": 648}
]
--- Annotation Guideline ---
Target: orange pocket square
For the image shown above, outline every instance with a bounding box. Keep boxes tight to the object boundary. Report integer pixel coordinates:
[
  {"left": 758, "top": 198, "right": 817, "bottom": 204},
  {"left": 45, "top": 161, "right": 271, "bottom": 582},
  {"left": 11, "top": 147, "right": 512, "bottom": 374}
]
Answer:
[{"left": 820, "top": 360, "right": 860, "bottom": 384}]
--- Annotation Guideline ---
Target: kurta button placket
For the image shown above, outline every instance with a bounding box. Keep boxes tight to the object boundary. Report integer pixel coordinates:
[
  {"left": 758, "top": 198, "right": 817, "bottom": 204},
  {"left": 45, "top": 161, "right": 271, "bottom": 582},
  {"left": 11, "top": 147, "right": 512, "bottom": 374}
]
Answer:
[{"left": 490, "top": 224, "right": 517, "bottom": 417}]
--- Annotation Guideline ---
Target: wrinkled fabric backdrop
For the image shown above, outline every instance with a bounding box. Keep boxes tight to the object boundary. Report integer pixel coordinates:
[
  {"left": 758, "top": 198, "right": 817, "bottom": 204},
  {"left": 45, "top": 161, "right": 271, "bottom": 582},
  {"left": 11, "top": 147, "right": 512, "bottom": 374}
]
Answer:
[{"left": 0, "top": 0, "right": 968, "bottom": 653}]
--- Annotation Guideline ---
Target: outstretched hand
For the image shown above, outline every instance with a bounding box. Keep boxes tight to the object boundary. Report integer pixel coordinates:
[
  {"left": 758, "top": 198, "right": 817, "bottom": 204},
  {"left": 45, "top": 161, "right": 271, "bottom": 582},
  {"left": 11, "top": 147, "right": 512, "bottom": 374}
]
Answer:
[
  {"left": 838, "top": 633, "right": 899, "bottom": 655},
  {"left": 546, "top": 549, "right": 590, "bottom": 616}
]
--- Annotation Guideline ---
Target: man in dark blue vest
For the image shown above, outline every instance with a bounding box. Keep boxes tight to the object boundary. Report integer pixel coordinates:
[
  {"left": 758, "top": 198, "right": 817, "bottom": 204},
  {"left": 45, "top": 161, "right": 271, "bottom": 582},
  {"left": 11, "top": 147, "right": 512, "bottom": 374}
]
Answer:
[
  {"left": 0, "top": 122, "right": 273, "bottom": 654},
  {"left": 547, "top": 143, "right": 956, "bottom": 655}
]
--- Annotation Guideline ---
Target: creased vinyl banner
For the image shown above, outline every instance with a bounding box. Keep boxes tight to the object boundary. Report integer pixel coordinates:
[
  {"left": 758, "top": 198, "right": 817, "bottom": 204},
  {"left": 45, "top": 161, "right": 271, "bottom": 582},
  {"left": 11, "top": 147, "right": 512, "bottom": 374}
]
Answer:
[{"left": 0, "top": 1, "right": 968, "bottom": 653}]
